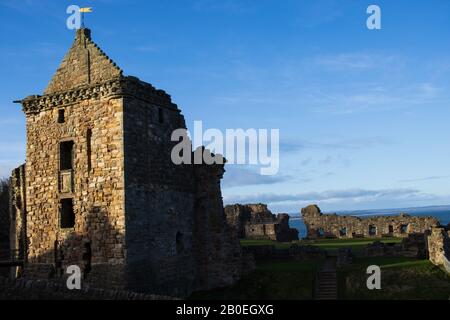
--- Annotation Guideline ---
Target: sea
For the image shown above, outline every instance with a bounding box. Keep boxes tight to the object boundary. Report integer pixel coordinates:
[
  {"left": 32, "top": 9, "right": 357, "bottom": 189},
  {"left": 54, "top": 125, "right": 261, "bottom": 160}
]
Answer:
[{"left": 289, "top": 205, "right": 450, "bottom": 238}]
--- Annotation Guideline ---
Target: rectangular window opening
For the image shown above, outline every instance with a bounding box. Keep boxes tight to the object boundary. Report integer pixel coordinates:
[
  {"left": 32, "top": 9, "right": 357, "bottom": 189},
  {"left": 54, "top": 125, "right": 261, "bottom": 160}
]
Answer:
[
  {"left": 60, "top": 198, "right": 75, "bottom": 229},
  {"left": 58, "top": 109, "right": 65, "bottom": 124},
  {"left": 158, "top": 108, "right": 164, "bottom": 124},
  {"left": 60, "top": 141, "right": 74, "bottom": 171},
  {"left": 369, "top": 225, "right": 377, "bottom": 236}
]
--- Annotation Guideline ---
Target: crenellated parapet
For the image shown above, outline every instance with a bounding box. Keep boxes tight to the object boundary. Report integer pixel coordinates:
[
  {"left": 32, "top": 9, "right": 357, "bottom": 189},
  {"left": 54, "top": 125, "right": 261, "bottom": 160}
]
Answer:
[{"left": 17, "top": 76, "right": 178, "bottom": 116}]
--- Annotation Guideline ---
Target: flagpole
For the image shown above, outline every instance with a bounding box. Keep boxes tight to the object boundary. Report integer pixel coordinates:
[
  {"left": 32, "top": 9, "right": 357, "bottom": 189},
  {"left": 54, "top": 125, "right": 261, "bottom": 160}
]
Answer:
[{"left": 79, "top": 7, "right": 92, "bottom": 29}]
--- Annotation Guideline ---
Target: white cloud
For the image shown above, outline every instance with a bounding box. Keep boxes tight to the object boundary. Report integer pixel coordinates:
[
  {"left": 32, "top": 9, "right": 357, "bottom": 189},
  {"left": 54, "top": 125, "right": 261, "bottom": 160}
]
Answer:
[{"left": 224, "top": 188, "right": 435, "bottom": 207}]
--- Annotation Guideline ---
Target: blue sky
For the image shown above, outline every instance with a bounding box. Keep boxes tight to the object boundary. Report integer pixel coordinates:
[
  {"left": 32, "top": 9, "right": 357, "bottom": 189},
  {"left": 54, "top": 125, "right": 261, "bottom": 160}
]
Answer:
[{"left": 1, "top": 0, "right": 450, "bottom": 213}]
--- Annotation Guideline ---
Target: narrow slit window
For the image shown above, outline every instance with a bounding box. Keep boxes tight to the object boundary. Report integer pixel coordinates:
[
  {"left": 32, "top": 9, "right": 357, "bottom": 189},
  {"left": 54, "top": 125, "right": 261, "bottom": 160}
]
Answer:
[
  {"left": 60, "top": 141, "right": 74, "bottom": 170},
  {"left": 176, "top": 231, "right": 184, "bottom": 254},
  {"left": 60, "top": 198, "right": 75, "bottom": 229},
  {"left": 87, "top": 129, "right": 92, "bottom": 172},
  {"left": 58, "top": 109, "right": 65, "bottom": 123},
  {"left": 158, "top": 108, "right": 164, "bottom": 124}
]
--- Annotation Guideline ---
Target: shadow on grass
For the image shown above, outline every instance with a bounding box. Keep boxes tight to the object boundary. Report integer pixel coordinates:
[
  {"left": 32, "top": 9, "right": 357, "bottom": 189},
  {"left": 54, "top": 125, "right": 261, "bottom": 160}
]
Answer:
[
  {"left": 189, "top": 260, "right": 323, "bottom": 300},
  {"left": 338, "top": 257, "right": 450, "bottom": 300}
]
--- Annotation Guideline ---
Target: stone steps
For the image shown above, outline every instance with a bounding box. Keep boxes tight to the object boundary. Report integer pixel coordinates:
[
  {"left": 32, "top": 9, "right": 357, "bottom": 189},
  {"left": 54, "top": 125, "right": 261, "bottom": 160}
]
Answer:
[{"left": 314, "top": 258, "right": 338, "bottom": 300}]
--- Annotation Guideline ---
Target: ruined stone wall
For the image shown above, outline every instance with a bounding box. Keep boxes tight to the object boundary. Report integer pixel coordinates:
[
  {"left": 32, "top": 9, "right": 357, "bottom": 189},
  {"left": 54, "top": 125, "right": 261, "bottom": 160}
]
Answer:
[
  {"left": 9, "top": 165, "right": 27, "bottom": 277},
  {"left": 193, "top": 156, "right": 242, "bottom": 292},
  {"left": 224, "top": 204, "right": 299, "bottom": 242},
  {"left": 23, "top": 94, "right": 126, "bottom": 287},
  {"left": 122, "top": 87, "right": 243, "bottom": 296},
  {"left": 301, "top": 205, "right": 440, "bottom": 239},
  {"left": 0, "top": 178, "right": 10, "bottom": 246},
  {"left": 276, "top": 214, "right": 300, "bottom": 242},
  {"left": 244, "top": 223, "right": 278, "bottom": 240},
  {"left": 0, "top": 173, "right": 16, "bottom": 277},
  {"left": 14, "top": 28, "right": 244, "bottom": 296},
  {"left": 16, "top": 28, "right": 128, "bottom": 287},
  {"left": 427, "top": 227, "right": 450, "bottom": 267},
  {"left": 0, "top": 276, "right": 173, "bottom": 300},
  {"left": 122, "top": 88, "right": 197, "bottom": 296},
  {"left": 225, "top": 203, "right": 277, "bottom": 239}
]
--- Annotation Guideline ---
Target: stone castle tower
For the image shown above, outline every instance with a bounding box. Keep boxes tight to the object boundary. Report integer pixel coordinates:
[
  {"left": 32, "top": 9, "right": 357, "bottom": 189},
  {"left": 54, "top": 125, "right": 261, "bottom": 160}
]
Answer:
[{"left": 10, "top": 28, "right": 243, "bottom": 296}]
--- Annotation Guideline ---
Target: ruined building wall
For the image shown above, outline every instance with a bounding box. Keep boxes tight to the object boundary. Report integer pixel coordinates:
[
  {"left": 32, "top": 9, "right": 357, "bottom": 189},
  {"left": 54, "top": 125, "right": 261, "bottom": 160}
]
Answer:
[
  {"left": 427, "top": 227, "right": 450, "bottom": 267},
  {"left": 9, "top": 165, "right": 27, "bottom": 275},
  {"left": 14, "top": 28, "right": 244, "bottom": 297},
  {"left": 22, "top": 93, "right": 126, "bottom": 287},
  {"left": 225, "top": 204, "right": 299, "bottom": 242},
  {"left": 122, "top": 86, "right": 243, "bottom": 296},
  {"left": 225, "top": 204, "right": 274, "bottom": 238},
  {"left": 122, "top": 87, "right": 197, "bottom": 296},
  {"left": 192, "top": 157, "right": 243, "bottom": 292},
  {"left": 0, "top": 178, "right": 10, "bottom": 247},
  {"left": 0, "top": 180, "right": 9, "bottom": 257},
  {"left": 18, "top": 29, "right": 128, "bottom": 287},
  {"left": 302, "top": 204, "right": 440, "bottom": 239}
]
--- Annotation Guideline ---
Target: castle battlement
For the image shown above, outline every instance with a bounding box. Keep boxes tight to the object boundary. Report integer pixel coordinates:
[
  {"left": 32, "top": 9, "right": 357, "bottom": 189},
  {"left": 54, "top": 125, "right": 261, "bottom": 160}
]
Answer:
[{"left": 17, "top": 76, "right": 177, "bottom": 115}]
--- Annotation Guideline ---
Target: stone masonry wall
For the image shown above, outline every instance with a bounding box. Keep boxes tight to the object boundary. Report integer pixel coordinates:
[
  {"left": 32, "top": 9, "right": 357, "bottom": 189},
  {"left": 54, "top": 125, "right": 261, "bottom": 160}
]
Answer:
[
  {"left": 301, "top": 204, "right": 440, "bottom": 239},
  {"left": 122, "top": 89, "right": 243, "bottom": 296},
  {"left": 0, "top": 178, "right": 10, "bottom": 246},
  {"left": 122, "top": 90, "right": 197, "bottom": 296},
  {"left": 193, "top": 154, "right": 243, "bottom": 292},
  {"left": 427, "top": 227, "right": 450, "bottom": 267},
  {"left": 0, "top": 276, "right": 173, "bottom": 300},
  {"left": 225, "top": 204, "right": 299, "bottom": 242},
  {"left": 23, "top": 94, "right": 126, "bottom": 287},
  {"left": 9, "top": 165, "right": 27, "bottom": 277},
  {"left": 12, "top": 27, "right": 244, "bottom": 297},
  {"left": 44, "top": 28, "right": 122, "bottom": 95}
]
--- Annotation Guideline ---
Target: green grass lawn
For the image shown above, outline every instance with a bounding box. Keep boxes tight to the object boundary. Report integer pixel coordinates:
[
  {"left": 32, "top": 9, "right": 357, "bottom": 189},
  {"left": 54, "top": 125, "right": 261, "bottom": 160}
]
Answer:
[
  {"left": 189, "top": 260, "right": 323, "bottom": 300},
  {"left": 240, "top": 239, "right": 292, "bottom": 249},
  {"left": 240, "top": 237, "right": 403, "bottom": 253},
  {"left": 338, "top": 257, "right": 450, "bottom": 300},
  {"left": 217, "top": 239, "right": 450, "bottom": 300},
  {"left": 309, "top": 237, "right": 402, "bottom": 254}
]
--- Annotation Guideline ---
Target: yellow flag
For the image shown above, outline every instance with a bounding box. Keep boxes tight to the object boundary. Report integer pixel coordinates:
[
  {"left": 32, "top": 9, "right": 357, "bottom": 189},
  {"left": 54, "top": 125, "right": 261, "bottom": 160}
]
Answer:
[{"left": 79, "top": 7, "right": 93, "bottom": 13}]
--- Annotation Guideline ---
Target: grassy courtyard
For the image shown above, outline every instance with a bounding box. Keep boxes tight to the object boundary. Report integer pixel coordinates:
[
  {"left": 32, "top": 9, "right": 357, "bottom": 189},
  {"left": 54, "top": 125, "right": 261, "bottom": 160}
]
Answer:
[
  {"left": 190, "top": 259, "right": 322, "bottom": 300},
  {"left": 241, "top": 237, "right": 402, "bottom": 253},
  {"left": 191, "top": 238, "right": 450, "bottom": 300},
  {"left": 338, "top": 256, "right": 450, "bottom": 300}
]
